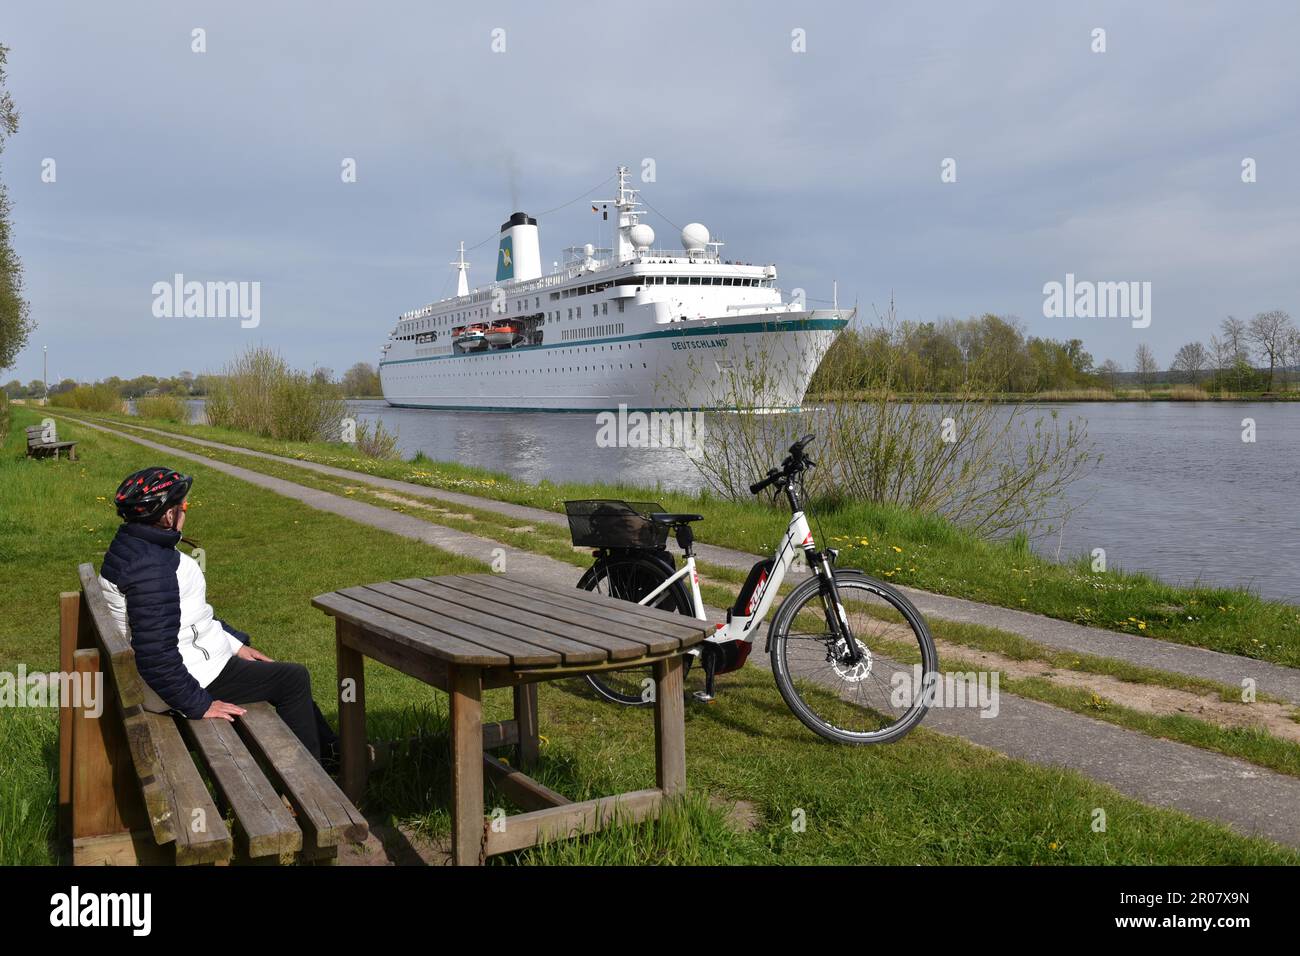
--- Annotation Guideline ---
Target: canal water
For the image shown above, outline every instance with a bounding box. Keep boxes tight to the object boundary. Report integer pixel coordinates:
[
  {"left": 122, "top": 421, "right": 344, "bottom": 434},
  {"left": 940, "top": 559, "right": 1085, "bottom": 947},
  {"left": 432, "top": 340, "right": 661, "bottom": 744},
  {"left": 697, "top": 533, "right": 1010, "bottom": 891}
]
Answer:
[{"left": 185, "top": 400, "right": 1298, "bottom": 603}]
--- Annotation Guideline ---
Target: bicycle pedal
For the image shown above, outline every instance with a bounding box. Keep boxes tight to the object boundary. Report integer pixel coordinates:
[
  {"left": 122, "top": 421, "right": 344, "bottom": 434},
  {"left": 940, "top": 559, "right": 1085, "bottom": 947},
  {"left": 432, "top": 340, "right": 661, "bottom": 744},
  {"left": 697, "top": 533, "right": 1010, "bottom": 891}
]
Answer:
[{"left": 691, "top": 690, "right": 716, "bottom": 704}]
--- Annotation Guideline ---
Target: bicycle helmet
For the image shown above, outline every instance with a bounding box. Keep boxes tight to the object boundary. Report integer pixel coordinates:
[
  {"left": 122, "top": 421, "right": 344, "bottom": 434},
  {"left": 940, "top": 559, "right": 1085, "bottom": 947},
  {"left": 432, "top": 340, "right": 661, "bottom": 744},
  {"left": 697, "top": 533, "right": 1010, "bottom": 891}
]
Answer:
[{"left": 114, "top": 466, "right": 193, "bottom": 523}]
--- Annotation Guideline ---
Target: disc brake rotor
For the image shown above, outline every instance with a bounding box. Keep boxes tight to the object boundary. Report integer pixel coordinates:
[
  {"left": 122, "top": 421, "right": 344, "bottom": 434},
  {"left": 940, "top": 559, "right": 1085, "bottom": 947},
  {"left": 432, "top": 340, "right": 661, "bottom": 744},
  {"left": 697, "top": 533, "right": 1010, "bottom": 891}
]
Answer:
[{"left": 828, "top": 636, "right": 872, "bottom": 683}]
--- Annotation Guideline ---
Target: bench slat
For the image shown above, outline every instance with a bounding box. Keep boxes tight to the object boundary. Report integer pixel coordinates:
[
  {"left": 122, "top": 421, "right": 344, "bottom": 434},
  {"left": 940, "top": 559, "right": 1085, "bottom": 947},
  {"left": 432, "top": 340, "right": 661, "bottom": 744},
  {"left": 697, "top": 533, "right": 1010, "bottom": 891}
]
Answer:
[
  {"left": 144, "top": 712, "right": 233, "bottom": 865},
  {"left": 312, "top": 591, "right": 512, "bottom": 666},
  {"left": 485, "top": 573, "right": 713, "bottom": 639},
  {"left": 374, "top": 581, "right": 603, "bottom": 665},
  {"left": 181, "top": 717, "right": 302, "bottom": 859},
  {"left": 423, "top": 577, "right": 671, "bottom": 659},
  {"left": 77, "top": 563, "right": 157, "bottom": 712},
  {"left": 236, "top": 702, "right": 368, "bottom": 850},
  {"left": 441, "top": 574, "right": 696, "bottom": 658}
]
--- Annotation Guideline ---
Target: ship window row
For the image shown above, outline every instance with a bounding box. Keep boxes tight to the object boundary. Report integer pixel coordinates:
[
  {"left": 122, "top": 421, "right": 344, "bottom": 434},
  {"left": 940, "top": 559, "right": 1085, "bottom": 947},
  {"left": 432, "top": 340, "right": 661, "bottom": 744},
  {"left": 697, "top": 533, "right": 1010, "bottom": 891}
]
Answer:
[
  {"left": 644, "top": 276, "right": 770, "bottom": 287},
  {"left": 561, "top": 322, "right": 625, "bottom": 342},
  {"left": 389, "top": 361, "right": 650, "bottom": 380},
  {"left": 545, "top": 276, "right": 767, "bottom": 304}
]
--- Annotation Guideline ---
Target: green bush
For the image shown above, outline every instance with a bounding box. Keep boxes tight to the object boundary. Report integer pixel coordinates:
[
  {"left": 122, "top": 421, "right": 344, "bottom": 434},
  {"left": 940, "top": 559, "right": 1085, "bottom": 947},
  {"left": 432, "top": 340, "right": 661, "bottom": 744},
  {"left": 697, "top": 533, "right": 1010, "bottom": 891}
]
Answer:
[
  {"left": 205, "top": 346, "right": 345, "bottom": 442},
  {"left": 50, "top": 384, "right": 122, "bottom": 412},
  {"left": 135, "top": 393, "right": 188, "bottom": 421},
  {"left": 352, "top": 418, "right": 400, "bottom": 460}
]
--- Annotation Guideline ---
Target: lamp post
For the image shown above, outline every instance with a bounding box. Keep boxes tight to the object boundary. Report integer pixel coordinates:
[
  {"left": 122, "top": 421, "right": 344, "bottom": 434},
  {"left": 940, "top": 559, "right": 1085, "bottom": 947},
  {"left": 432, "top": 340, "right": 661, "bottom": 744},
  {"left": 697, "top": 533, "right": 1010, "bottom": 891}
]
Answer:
[{"left": 43, "top": 345, "right": 48, "bottom": 405}]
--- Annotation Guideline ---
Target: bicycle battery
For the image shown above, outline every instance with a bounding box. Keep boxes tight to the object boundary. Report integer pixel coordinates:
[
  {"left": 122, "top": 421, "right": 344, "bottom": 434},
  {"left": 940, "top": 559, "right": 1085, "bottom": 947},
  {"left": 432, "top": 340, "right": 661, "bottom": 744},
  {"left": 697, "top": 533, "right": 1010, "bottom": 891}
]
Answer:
[{"left": 732, "top": 559, "right": 775, "bottom": 618}]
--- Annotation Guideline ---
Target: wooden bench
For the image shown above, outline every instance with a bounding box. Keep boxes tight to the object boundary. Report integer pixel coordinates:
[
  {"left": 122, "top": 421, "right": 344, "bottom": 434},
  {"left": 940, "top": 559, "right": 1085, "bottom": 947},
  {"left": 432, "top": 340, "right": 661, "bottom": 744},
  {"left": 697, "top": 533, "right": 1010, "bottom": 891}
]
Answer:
[
  {"left": 26, "top": 423, "right": 78, "bottom": 460},
  {"left": 59, "top": 563, "right": 368, "bottom": 865}
]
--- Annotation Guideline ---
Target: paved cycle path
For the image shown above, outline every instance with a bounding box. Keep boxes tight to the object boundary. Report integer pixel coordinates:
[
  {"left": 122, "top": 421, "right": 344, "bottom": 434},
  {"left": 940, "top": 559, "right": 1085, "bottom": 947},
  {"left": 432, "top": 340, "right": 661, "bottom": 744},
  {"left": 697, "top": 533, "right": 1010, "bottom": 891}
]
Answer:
[
  {"left": 60, "top": 414, "right": 1300, "bottom": 849},
  {"left": 76, "top": 415, "right": 1300, "bottom": 706}
]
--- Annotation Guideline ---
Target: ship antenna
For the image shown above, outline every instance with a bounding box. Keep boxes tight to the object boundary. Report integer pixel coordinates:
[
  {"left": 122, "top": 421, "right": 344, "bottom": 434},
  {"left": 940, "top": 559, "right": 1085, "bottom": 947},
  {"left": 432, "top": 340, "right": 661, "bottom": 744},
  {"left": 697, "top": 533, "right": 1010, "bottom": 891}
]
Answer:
[
  {"left": 598, "top": 164, "right": 644, "bottom": 264},
  {"left": 451, "top": 241, "right": 470, "bottom": 298}
]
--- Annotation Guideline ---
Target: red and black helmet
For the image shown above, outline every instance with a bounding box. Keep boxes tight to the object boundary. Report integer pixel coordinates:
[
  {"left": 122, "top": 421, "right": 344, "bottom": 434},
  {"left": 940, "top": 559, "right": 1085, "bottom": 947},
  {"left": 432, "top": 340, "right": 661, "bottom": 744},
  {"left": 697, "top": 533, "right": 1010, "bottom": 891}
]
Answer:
[{"left": 114, "top": 467, "right": 193, "bottom": 523}]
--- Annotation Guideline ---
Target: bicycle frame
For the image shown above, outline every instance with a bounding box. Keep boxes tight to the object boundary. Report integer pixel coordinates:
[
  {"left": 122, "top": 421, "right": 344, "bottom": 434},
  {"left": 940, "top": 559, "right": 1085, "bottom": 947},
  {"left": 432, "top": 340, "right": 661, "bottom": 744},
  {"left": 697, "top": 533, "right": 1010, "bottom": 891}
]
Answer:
[{"left": 634, "top": 509, "right": 817, "bottom": 649}]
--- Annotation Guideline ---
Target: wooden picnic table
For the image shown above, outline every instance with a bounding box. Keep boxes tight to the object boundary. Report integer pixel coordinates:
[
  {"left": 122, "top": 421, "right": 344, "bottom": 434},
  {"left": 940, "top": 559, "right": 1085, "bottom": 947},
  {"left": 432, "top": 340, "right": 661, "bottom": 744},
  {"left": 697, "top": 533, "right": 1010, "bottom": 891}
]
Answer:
[{"left": 312, "top": 572, "right": 711, "bottom": 865}]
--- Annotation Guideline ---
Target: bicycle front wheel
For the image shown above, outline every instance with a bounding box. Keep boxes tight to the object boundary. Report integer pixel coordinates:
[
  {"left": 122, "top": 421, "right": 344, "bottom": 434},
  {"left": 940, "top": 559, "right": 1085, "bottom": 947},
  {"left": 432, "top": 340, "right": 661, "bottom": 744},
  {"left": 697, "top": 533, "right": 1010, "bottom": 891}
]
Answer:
[
  {"left": 577, "top": 553, "right": 694, "bottom": 706},
  {"left": 769, "top": 570, "right": 938, "bottom": 745}
]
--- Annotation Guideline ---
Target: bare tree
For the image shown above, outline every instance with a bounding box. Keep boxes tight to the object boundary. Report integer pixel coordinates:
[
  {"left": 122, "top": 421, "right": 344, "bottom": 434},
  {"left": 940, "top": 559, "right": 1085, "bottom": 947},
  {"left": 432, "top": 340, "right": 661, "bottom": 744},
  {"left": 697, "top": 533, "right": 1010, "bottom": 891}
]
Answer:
[
  {"left": 1170, "top": 341, "right": 1208, "bottom": 384},
  {"left": 1098, "top": 358, "right": 1122, "bottom": 390},
  {"left": 1134, "top": 343, "right": 1159, "bottom": 387},
  {"left": 1208, "top": 334, "right": 1231, "bottom": 372},
  {"left": 1220, "top": 315, "right": 1248, "bottom": 362},
  {"left": 1248, "top": 310, "right": 1293, "bottom": 392},
  {"left": 1287, "top": 327, "right": 1300, "bottom": 392}
]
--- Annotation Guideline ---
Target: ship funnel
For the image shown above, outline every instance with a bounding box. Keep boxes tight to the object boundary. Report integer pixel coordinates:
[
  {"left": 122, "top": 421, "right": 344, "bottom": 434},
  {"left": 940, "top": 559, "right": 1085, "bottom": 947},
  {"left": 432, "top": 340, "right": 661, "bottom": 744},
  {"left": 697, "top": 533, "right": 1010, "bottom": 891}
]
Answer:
[{"left": 496, "top": 212, "right": 541, "bottom": 283}]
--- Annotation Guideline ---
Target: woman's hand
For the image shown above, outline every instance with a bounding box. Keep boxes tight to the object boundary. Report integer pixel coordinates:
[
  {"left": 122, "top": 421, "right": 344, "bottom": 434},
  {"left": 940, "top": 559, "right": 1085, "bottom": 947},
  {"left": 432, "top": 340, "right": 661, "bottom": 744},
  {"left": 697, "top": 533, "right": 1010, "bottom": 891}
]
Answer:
[
  {"left": 203, "top": 701, "right": 247, "bottom": 722},
  {"left": 236, "top": 644, "right": 274, "bottom": 662}
]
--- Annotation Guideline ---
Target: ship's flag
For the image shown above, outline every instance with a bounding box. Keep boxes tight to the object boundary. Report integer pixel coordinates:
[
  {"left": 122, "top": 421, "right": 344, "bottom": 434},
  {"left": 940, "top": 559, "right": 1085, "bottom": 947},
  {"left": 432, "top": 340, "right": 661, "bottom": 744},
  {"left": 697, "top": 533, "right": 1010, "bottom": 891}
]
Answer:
[
  {"left": 592, "top": 203, "right": 608, "bottom": 220},
  {"left": 591, "top": 204, "right": 598, "bottom": 213}
]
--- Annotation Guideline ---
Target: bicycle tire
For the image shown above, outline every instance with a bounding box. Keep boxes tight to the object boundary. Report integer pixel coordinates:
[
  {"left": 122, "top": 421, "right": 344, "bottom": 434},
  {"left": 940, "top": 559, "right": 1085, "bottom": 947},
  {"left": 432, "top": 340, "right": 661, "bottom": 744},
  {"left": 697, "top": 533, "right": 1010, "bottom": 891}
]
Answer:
[
  {"left": 768, "top": 569, "right": 938, "bottom": 745},
  {"left": 577, "top": 552, "right": 695, "bottom": 706}
]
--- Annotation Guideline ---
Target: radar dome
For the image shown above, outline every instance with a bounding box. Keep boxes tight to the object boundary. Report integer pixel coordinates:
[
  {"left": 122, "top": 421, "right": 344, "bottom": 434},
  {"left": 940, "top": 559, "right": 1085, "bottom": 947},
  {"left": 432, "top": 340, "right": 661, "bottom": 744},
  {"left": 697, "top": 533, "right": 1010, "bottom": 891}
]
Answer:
[
  {"left": 681, "top": 223, "right": 712, "bottom": 251},
  {"left": 681, "top": 223, "right": 710, "bottom": 251},
  {"left": 629, "top": 223, "right": 655, "bottom": 250}
]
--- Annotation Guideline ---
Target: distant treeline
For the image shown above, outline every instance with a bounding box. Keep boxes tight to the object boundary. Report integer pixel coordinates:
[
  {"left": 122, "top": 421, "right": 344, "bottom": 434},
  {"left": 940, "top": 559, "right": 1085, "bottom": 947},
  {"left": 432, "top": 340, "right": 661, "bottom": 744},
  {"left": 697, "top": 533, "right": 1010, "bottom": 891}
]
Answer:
[
  {"left": 810, "top": 311, "right": 1298, "bottom": 396},
  {"left": 4, "top": 361, "right": 384, "bottom": 400}
]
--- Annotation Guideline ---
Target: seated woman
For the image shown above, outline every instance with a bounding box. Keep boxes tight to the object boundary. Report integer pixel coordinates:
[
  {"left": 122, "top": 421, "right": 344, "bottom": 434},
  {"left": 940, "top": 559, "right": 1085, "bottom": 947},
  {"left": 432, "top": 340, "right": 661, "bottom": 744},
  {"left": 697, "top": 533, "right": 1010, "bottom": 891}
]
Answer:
[{"left": 99, "top": 466, "right": 338, "bottom": 764}]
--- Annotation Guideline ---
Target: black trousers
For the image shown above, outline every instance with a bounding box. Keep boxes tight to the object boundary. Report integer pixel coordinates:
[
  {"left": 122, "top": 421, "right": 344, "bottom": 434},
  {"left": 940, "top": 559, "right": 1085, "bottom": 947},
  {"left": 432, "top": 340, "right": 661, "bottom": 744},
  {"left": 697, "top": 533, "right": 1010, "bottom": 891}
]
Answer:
[{"left": 205, "top": 656, "right": 338, "bottom": 761}]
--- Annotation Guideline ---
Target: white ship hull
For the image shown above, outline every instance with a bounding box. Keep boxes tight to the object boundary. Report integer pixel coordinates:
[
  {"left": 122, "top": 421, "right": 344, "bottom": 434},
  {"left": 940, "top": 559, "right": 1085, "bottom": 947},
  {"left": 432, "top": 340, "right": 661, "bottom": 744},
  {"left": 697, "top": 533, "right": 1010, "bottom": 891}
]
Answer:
[{"left": 381, "top": 310, "right": 847, "bottom": 412}]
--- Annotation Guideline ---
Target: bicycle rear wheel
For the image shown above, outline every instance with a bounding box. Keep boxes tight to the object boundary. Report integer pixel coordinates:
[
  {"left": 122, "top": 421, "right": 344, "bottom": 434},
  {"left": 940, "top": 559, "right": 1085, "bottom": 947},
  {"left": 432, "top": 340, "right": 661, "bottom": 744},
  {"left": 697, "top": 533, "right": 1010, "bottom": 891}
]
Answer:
[
  {"left": 769, "top": 570, "right": 938, "bottom": 744},
  {"left": 577, "top": 553, "right": 694, "bottom": 706}
]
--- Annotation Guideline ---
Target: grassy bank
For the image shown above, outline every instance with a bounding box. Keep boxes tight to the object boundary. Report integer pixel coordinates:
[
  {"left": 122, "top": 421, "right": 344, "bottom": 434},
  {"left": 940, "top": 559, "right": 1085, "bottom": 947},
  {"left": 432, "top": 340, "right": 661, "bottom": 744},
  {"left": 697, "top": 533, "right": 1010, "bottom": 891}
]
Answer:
[
  {"left": 5, "top": 407, "right": 1300, "bottom": 864},
  {"left": 59, "top": 408, "right": 1299, "bottom": 670},
  {"left": 53, "top": 412, "right": 1300, "bottom": 782}
]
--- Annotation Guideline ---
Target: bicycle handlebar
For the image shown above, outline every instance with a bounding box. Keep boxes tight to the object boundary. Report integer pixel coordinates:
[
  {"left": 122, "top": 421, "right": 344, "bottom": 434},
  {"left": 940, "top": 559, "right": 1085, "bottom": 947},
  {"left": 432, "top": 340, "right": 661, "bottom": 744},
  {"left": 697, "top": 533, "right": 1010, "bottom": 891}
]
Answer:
[
  {"left": 749, "top": 434, "right": 817, "bottom": 495},
  {"left": 749, "top": 469, "right": 782, "bottom": 495}
]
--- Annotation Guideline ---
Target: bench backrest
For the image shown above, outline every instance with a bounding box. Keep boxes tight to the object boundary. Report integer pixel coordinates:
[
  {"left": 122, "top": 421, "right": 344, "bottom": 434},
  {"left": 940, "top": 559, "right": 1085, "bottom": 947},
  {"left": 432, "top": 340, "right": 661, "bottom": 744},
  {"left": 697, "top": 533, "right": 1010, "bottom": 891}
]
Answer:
[{"left": 76, "top": 562, "right": 205, "bottom": 851}]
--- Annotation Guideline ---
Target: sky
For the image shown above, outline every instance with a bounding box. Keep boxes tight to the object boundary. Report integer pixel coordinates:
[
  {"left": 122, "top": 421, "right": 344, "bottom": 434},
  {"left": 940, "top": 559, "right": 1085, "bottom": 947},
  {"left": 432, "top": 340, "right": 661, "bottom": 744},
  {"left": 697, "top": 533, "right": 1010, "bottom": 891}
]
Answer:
[{"left": 3, "top": 0, "right": 1299, "bottom": 385}]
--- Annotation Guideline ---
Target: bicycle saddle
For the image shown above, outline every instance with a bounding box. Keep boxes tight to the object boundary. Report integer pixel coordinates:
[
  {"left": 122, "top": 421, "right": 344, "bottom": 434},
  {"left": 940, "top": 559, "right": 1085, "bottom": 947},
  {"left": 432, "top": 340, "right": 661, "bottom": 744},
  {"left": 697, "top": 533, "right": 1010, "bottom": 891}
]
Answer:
[{"left": 649, "top": 513, "right": 704, "bottom": 525}]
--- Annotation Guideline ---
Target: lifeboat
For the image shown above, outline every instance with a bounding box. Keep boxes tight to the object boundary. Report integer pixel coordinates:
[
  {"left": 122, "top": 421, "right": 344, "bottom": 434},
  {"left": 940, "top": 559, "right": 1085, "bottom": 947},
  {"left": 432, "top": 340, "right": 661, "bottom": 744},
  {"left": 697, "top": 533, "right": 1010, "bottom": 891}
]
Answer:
[
  {"left": 454, "top": 324, "right": 488, "bottom": 350},
  {"left": 485, "top": 322, "right": 520, "bottom": 348}
]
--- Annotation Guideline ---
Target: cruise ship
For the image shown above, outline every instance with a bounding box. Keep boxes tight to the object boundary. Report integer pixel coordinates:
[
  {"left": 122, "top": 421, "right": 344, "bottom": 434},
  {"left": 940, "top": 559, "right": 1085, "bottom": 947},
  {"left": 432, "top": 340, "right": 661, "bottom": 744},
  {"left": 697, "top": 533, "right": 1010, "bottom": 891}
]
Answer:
[{"left": 379, "top": 166, "right": 850, "bottom": 411}]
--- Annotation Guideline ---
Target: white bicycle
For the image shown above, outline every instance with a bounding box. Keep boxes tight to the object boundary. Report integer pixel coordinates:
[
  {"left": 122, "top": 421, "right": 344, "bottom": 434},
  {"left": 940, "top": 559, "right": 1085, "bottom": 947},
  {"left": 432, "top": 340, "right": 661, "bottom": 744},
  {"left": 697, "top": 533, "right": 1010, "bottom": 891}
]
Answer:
[{"left": 565, "top": 435, "right": 939, "bottom": 745}]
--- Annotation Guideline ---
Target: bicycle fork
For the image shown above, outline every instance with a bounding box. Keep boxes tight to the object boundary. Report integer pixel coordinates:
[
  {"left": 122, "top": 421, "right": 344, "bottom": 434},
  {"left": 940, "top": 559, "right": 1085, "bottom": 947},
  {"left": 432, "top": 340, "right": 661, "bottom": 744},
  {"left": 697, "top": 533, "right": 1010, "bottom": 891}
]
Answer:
[{"left": 812, "top": 549, "right": 864, "bottom": 665}]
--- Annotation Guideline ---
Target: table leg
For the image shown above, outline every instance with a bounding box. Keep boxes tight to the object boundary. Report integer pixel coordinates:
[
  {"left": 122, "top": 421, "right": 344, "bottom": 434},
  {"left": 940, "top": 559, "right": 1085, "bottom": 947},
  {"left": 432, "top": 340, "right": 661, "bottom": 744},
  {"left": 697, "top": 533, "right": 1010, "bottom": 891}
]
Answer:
[
  {"left": 513, "top": 682, "right": 539, "bottom": 772},
  {"left": 652, "top": 655, "right": 687, "bottom": 794},
  {"left": 335, "top": 620, "right": 368, "bottom": 804},
  {"left": 449, "top": 665, "right": 485, "bottom": 865}
]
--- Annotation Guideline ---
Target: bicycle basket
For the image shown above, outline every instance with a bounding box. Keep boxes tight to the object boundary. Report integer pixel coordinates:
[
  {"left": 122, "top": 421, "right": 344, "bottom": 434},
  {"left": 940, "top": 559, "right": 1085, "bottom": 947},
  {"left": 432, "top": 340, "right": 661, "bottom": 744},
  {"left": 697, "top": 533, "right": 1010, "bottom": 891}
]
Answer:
[{"left": 563, "top": 499, "right": 669, "bottom": 550}]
